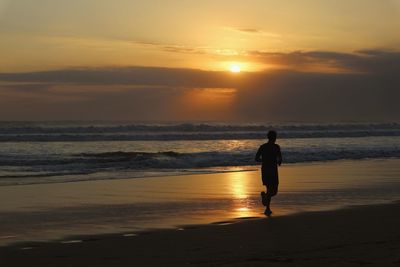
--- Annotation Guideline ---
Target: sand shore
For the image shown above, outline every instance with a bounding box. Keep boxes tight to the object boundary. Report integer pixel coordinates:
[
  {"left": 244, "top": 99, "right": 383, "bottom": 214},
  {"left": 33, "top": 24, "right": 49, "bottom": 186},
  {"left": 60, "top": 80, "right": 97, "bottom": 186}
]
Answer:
[
  {"left": 2, "top": 201, "right": 399, "bottom": 266},
  {"left": 2, "top": 159, "right": 400, "bottom": 247}
]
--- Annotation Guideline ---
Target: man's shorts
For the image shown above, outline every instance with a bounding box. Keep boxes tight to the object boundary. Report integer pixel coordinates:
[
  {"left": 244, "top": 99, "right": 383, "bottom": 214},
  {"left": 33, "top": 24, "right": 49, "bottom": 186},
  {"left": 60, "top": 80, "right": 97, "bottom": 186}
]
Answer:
[{"left": 261, "top": 167, "right": 279, "bottom": 186}]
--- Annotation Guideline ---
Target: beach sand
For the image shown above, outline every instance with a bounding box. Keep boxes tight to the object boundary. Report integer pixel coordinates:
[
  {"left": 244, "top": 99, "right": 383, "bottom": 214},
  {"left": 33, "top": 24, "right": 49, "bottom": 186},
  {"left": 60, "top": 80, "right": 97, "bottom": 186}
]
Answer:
[
  {"left": 1, "top": 159, "right": 399, "bottom": 266},
  {"left": 1, "top": 202, "right": 399, "bottom": 266}
]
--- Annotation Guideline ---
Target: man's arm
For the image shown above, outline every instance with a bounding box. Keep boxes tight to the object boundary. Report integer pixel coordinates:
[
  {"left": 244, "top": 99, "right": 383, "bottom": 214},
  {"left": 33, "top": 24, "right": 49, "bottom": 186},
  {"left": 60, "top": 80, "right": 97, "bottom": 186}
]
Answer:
[
  {"left": 255, "top": 146, "right": 262, "bottom": 162},
  {"left": 277, "top": 145, "right": 282, "bottom": 166}
]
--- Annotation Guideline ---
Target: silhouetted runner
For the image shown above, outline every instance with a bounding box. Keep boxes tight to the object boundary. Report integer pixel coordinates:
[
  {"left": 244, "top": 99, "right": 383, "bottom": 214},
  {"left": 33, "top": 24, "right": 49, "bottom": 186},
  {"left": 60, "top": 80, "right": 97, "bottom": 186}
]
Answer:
[{"left": 255, "top": 130, "right": 282, "bottom": 216}]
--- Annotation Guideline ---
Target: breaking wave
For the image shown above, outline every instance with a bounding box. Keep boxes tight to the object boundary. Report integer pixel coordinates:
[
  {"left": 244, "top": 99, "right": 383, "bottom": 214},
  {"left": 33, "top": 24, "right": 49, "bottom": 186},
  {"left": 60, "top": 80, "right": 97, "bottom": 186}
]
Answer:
[
  {"left": 1, "top": 147, "right": 399, "bottom": 180},
  {"left": 0, "top": 122, "right": 399, "bottom": 185},
  {"left": 0, "top": 122, "right": 399, "bottom": 141}
]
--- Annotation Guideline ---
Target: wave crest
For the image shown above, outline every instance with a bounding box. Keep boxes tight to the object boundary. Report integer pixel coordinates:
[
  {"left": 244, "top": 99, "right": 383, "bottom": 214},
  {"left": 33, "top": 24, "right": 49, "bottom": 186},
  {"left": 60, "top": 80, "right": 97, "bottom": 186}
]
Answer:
[{"left": 0, "top": 122, "right": 399, "bottom": 141}]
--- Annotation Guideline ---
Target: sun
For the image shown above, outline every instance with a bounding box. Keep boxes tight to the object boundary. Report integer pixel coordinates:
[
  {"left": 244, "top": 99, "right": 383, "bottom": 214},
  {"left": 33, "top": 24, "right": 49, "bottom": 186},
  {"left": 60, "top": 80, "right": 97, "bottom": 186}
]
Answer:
[{"left": 230, "top": 64, "right": 241, "bottom": 73}]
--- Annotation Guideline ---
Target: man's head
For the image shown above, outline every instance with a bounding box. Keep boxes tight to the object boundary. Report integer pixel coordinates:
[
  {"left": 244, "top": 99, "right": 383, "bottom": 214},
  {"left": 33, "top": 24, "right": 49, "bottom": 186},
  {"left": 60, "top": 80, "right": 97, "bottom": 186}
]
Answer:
[{"left": 267, "top": 130, "right": 277, "bottom": 143}]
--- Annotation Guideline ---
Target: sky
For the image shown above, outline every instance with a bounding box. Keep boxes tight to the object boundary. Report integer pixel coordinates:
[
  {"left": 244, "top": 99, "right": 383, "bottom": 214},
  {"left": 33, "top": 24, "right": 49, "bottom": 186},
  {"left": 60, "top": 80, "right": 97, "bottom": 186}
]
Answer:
[{"left": 0, "top": 0, "right": 399, "bottom": 122}]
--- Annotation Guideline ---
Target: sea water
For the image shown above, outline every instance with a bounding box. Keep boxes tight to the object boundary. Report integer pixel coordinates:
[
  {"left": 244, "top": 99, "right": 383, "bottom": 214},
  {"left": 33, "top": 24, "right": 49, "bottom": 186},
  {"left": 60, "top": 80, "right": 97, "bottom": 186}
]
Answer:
[{"left": 0, "top": 121, "right": 399, "bottom": 186}]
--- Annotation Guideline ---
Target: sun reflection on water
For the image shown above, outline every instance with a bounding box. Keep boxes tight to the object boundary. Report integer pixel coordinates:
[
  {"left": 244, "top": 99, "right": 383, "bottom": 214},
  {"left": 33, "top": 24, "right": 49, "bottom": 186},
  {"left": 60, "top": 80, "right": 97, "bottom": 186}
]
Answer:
[
  {"left": 234, "top": 206, "right": 254, "bottom": 218},
  {"left": 229, "top": 171, "right": 260, "bottom": 217},
  {"left": 231, "top": 171, "right": 248, "bottom": 199}
]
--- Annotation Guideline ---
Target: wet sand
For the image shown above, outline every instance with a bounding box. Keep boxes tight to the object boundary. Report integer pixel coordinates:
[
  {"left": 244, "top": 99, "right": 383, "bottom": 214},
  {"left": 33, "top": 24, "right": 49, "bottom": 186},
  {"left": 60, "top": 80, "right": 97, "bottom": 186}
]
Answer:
[
  {"left": 0, "top": 159, "right": 400, "bottom": 247},
  {"left": 1, "top": 201, "right": 399, "bottom": 266}
]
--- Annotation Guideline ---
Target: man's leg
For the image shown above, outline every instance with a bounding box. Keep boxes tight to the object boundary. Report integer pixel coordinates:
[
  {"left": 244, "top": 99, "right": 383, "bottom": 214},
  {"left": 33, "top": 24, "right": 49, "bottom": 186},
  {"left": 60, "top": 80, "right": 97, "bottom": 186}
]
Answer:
[
  {"left": 265, "top": 185, "right": 272, "bottom": 211},
  {"left": 265, "top": 184, "right": 278, "bottom": 212}
]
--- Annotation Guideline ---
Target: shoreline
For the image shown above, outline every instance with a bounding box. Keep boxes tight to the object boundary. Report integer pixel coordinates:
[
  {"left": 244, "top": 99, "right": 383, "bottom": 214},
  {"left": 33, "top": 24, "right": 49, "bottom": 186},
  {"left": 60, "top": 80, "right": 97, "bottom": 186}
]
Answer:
[
  {"left": 1, "top": 158, "right": 399, "bottom": 247},
  {"left": 2, "top": 201, "right": 399, "bottom": 266},
  {"left": 1, "top": 158, "right": 397, "bottom": 187}
]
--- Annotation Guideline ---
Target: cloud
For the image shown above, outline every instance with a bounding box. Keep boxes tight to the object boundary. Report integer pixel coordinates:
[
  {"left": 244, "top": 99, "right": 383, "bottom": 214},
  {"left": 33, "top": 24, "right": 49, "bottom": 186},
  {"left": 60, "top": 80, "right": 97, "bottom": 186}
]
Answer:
[
  {"left": 249, "top": 49, "right": 400, "bottom": 74},
  {"left": 227, "top": 27, "right": 280, "bottom": 38},
  {"left": 0, "top": 82, "right": 52, "bottom": 92},
  {"left": 236, "top": 28, "right": 262, "bottom": 33},
  {"left": 0, "top": 49, "right": 399, "bottom": 121},
  {"left": 0, "top": 67, "right": 241, "bottom": 88},
  {"left": 161, "top": 45, "right": 207, "bottom": 55},
  {"left": 234, "top": 71, "right": 400, "bottom": 122}
]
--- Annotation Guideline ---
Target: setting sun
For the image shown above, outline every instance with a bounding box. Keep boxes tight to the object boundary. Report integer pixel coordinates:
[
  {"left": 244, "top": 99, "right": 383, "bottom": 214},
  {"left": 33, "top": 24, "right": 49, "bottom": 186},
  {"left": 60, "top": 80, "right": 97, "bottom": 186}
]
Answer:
[{"left": 230, "top": 64, "right": 241, "bottom": 73}]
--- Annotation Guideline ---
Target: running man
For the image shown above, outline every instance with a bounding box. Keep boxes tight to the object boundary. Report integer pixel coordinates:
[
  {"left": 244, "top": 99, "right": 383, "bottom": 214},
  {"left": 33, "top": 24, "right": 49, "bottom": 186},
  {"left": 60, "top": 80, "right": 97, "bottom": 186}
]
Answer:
[{"left": 255, "top": 130, "right": 282, "bottom": 216}]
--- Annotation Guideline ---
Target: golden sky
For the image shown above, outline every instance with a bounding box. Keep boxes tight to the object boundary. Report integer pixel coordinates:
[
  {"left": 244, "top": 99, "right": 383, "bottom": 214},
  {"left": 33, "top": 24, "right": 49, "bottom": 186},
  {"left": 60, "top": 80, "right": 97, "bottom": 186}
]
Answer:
[
  {"left": 1, "top": 0, "right": 399, "bottom": 72},
  {"left": 0, "top": 0, "right": 399, "bottom": 121}
]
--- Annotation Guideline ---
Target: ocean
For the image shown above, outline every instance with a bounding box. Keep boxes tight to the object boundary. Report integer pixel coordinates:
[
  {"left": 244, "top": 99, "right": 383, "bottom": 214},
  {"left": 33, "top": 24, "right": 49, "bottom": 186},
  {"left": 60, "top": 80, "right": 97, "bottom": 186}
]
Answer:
[{"left": 0, "top": 121, "right": 399, "bottom": 186}]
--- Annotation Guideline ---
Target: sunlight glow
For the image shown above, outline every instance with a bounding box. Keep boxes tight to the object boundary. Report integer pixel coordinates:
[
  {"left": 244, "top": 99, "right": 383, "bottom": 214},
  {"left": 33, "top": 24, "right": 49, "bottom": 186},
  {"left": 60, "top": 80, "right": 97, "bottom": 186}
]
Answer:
[
  {"left": 230, "top": 64, "right": 241, "bottom": 73},
  {"left": 231, "top": 172, "right": 248, "bottom": 199}
]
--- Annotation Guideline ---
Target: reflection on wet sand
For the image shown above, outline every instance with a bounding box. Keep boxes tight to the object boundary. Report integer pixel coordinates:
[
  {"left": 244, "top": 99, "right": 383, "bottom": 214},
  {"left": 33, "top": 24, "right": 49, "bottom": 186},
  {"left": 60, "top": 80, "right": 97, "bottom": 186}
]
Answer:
[
  {"left": 0, "top": 159, "right": 399, "bottom": 245},
  {"left": 231, "top": 171, "right": 249, "bottom": 199},
  {"left": 230, "top": 171, "right": 261, "bottom": 218}
]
